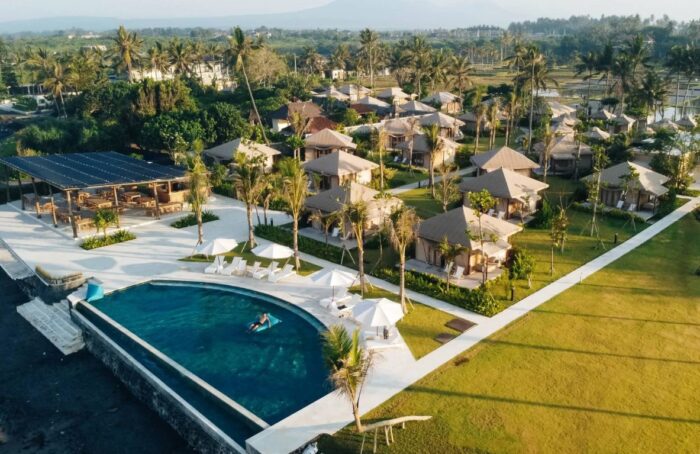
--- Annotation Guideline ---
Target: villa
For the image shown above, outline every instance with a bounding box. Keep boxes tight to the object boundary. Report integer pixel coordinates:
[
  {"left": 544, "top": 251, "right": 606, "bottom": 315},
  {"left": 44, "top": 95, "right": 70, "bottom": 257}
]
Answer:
[
  {"left": 313, "top": 85, "right": 351, "bottom": 103},
  {"left": 202, "top": 138, "right": 281, "bottom": 171},
  {"left": 458, "top": 110, "right": 491, "bottom": 133},
  {"left": 376, "top": 87, "right": 411, "bottom": 103},
  {"left": 380, "top": 117, "right": 420, "bottom": 149},
  {"left": 582, "top": 161, "right": 669, "bottom": 213},
  {"left": 418, "top": 112, "right": 465, "bottom": 139},
  {"left": 459, "top": 168, "right": 549, "bottom": 220},
  {"left": 338, "top": 84, "right": 371, "bottom": 102},
  {"left": 615, "top": 114, "right": 636, "bottom": 133},
  {"left": 470, "top": 146, "right": 540, "bottom": 177},
  {"left": 396, "top": 133, "right": 459, "bottom": 168},
  {"left": 541, "top": 134, "right": 593, "bottom": 176},
  {"left": 592, "top": 109, "right": 617, "bottom": 122},
  {"left": 304, "top": 182, "right": 403, "bottom": 238},
  {"left": 414, "top": 206, "right": 522, "bottom": 278},
  {"left": 269, "top": 101, "right": 323, "bottom": 133},
  {"left": 584, "top": 126, "right": 611, "bottom": 142},
  {"left": 303, "top": 128, "right": 357, "bottom": 161},
  {"left": 398, "top": 100, "right": 437, "bottom": 116},
  {"left": 349, "top": 96, "right": 392, "bottom": 117},
  {"left": 301, "top": 150, "right": 378, "bottom": 191},
  {"left": 421, "top": 91, "right": 462, "bottom": 114}
]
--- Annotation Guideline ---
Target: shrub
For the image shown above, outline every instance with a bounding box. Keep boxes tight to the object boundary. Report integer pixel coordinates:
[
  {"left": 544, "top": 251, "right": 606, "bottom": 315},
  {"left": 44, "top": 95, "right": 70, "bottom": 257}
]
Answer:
[
  {"left": 531, "top": 198, "right": 553, "bottom": 228},
  {"left": 570, "top": 202, "right": 645, "bottom": 223},
  {"left": 81, "top": 230, "right": 136, "bottom": 250},
  {"left": 171, "top": 210, "right": 219, "bottom": 229},
  {"left": 254, "top": 224, "right": 345, "bottom": 263},
  {"left": 213, "top": 182, "right": 236, "bottom": 198}
]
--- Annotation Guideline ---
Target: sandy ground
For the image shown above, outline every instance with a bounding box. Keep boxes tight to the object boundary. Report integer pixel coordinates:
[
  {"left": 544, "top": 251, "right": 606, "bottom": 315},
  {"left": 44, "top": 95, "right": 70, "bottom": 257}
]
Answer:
[{"left": 0, "top": 269, "right": 193, "bottom": 454}]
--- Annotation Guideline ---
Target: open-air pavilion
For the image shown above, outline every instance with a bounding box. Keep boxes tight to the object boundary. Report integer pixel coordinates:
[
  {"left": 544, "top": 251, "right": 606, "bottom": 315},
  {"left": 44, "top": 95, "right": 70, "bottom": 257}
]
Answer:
[{"left": 1, "top": 151, "right": 188, "bottom": 238}]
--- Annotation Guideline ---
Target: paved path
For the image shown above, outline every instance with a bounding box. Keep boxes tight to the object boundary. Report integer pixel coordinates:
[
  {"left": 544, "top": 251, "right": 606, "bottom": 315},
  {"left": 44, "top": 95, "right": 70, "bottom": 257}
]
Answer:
[
  {"left": 388, "top": 166, "right": 476, "bottom": 195},
  {"left": 247, "top": 196, "right": 699, "bottom": 453}
]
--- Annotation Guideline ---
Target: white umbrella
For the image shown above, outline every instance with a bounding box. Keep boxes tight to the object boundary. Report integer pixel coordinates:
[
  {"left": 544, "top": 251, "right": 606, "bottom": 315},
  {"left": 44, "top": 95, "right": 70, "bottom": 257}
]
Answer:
[
  {"left": 196, "top": 238, "right": 238, "bottom": 257},
  {"left": 251, "top": 243, "right": 294, "bottom": 260},
  {"left": 352, "top": 298, "right": 404, "bottom": 334},
  {"left": 310, "top": 268, "right": 357, "bottom": 301}
]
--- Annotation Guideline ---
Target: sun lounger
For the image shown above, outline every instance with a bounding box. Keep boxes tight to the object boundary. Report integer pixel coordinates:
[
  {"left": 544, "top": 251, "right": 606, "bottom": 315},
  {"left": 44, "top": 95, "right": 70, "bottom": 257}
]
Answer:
[
  {"left": 320, "top": 289, "right": 350, "bottom": 308},
  {"left": 233, "top": 259, "right": 248, "bottom": 276},
  {"left": 393, "top": 155, "right": 401, "bottom": 163},
  {"left": 222, "top": 257, "right": 241, "bottom": 275},
  {"left": 496, "top": 211, "right": 505, "bottom": 220},
  {"left": 626, "top": 203, "right": 636, "bottom": 212},
  {"left": 269, "top": 264, "right": 296, "bottom": 282},
  {"left": 450, "top": 265, "right": 465, "bottom": 280},
  {"left": 333, "top": 294, "right": 362, "bottom": 317},
  {"left": 247, "top": 261, "right": 262, "bottom": 277},
  {"left": 487, "top": 209, "right": 495, "bottom": 217},
  {"left": 204, "top": 256, "right": 224, "bottom": 274},
  {"left": 331, "top": 227, "right": 340, "bottom": 238},
  {"left": 615, "top": 200, "right": 624, "bottom": 209},
  {"left": 442, "top": 261, "right": 453, "bottom": 275},
  {"left": 253, "top": 261, "right": 279, "bottom": 280}
]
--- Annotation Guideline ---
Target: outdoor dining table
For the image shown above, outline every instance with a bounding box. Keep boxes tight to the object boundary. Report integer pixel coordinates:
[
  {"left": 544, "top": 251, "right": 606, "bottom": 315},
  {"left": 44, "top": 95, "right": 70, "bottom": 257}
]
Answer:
[
  {"left": 122, "top": 191, "right": 142, "bottom": 202},
  {"left": 137, "top": 196, "right": 156, "bottom": 208},
  {"left": 84, "top": 197, "right": 113, "bottom": 209}
]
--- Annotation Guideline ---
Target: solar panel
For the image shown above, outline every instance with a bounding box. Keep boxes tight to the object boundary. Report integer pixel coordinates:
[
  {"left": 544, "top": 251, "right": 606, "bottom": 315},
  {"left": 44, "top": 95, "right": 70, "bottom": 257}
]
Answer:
[{"left": 0, "top": 152, "right": 187, "bottom": 190}]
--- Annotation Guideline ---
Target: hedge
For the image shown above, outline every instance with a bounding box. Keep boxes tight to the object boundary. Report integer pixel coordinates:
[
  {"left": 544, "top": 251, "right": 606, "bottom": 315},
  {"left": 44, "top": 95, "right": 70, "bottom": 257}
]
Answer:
[
  {"left": 81, "top": 230, "right": 136, "bottom": 250},
  {"left": 171, "top": 210, "right": 219, "bottom": 229},
  {"left": 571, "top": 202, "right": 645, "bottom": 223},
  {"left": 254, "top": 224, "right": 346, "bottom": 263}
]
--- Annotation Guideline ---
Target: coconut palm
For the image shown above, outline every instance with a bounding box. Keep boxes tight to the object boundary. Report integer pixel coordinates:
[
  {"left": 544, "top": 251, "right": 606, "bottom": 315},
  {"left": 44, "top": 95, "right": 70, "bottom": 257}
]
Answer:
[
  {"left": 473, "top": 102, "right": 487, "bottom": 153},
  {"left": 387, "top": 43, "right": 412, "bottom": 87},
  {"left": 437, "top": 237, "right": 469, "bottom": 290},
  {"left": 277, "top": 158, "right": 309, "bottom": 270},
  {"left": 321, "top": 325, "right": 373, "bottom": 433},
  {"left": 549, "top": 207, "right": 569, "bottom": 275},
  {"left": 186, "top": 150, "right": 209, "bottom": 245},
  {"left": 596, "top": 42, "right": 615, "bottom": 96},
  {"left": 467, "top": 189, "right": 496, "bottom": 284},
  {"left": 233, "top": 153, "right": 266, "bottom": 248},
  {"left": 43, "top": 62, "right": 68, "bottom": 117},
  {"left": 146, "top": 42, "right": 170, "bottom": 80},
  {"left": 451, "top": 54, "right": 473, "bottom": 95},
  {"left": 288, "top": 111, "right": 310, "bottom": 161},
  {"left": 338, "top": 199, "right": 369, "bottom": 295},
  {"left": 575, "top": 51, "right": 599, "bottom": 117},
  {"left": 330, "top": 43, "right": 351, "bottom": 71},
  {"left": 359, "top": 28, "right": 380, "bottom": 89},
  {"left": 227, "top": 27, "right": 268, "bottom": 144},
  {"left": 510, "top": 44, "right": 546, "bottom": 154},
  {"left": 25, "top": 47, "right": 54, "bottom": 87},
  {"left": 405, "top": 36, "right": 431, "bottom": 97},
  {"left": 387, "top": 206, "right": 419, "bottom": 313},
  {"left": 110, "top": 25, "right": 143, "bottom": 82},
  {"left": 422, "top": 124, "right": 443, "bottom": 197},
  {"left": 666, "top": 45, "right": 687, "bottom": 121},
  {"left": 428, "top": 49, "right": 450, "bottom": 92},
  {"left": 435, "top": 164, "right": 460, "bottom": 212},
  {"left": 299, "top": 46, "right": 324, "bottom": 75},
  {"left": 503, "top": 91, "right": 518, "bottom": 146},
  {"left": 372, "top": 127, "right": 389, "bottom": 192},
  {"left": 612, "top": 54, "right": 634, "bottom": 115},
  {"left": 540, "top": 123, "right": 554, "bottom": 184},
  {"left": 486, "top": 99, "right": 501, "bottom": 149},
  {"left": 168, "top": 38, "right": 194, "bottom": 76}
]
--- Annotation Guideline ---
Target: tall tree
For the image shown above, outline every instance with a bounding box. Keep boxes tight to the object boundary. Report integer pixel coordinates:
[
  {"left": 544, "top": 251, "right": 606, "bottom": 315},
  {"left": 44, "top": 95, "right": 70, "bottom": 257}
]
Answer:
[
  {"left": 423, "top": 124, "right": 443, "bottom": 197},
  {"left": 387, "top": 206, "right": 419, "bottom": 313},
  {"left": 473, "top": 102, "right": 487, "bottom": 153},
  {"left": 435, "top": 164, "right": 460, "bottom": 212},
  {"left": 549, "top": 207, "right": 569, "bottom": 275},
  {"left": 339, "top": 199, "right": 369, "bottom": 295},
  {"left": 575, "top": 51, "right": 599, "bottom": 117},
  {"left": 233, "top": 153, "right": 266, "bottom": 248},
  {"left": 110, "top": 25, "right": 143, "bottom": 82},
  {"left": 43, "top": 62, "right": 68, "bottom": 117},
  {"left": 277, "top": 158, "right": 309, "bottom": 270},
  {"left": 359, "top": 28, "right": 380, "bottom": 89},
  {"left": 486, "top": 99, "right": 501, "bottom": 150},
  {"left": 186, "top": 148, "right": 210, "bottom": 245},
  {"left": 438, "top": 237, "right": 469, "bottom": 290},
  {"left": 467, "top": 189, "right": 496, "bottom": 284},
  {"left": 451, "top": 54, "right": 473, "bottom": 95}
]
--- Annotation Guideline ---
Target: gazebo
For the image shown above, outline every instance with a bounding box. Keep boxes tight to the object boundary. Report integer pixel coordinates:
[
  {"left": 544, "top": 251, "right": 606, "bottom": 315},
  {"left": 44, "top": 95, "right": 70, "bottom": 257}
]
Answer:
[{"left": 1, "top": 151, "right": 188, "bottom": 238}]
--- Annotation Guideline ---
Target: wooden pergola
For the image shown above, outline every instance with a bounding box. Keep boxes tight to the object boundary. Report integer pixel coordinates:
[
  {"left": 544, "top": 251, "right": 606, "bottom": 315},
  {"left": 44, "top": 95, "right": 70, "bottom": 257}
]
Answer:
[{"left": 1, "top": 151, "right": 187, "bottom": 238}]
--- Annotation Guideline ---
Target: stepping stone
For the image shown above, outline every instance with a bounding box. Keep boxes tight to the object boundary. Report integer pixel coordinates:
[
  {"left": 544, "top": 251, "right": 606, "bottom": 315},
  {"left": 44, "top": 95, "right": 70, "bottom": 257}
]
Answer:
[
  {"left": 445, "top": 318, "right": 475, "bottom": 332},
  {"left": 435, "top": 333, "right": 456, "bottom": 344}
]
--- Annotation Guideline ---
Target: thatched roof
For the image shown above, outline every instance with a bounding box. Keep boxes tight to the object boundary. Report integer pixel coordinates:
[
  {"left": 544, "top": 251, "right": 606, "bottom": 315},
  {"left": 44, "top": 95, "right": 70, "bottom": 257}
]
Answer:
[
  {"left": 270, "top": 102, "right": 322, "bottom": 120},
  {"left": 470, "top": 146, "right": 539, "bottom": 171},
  {"left": 382, "top": 117, "right": 419, "bottom": 136},
  {"left": 418, "top": 206, "right": 521, "bottom": 249},
  {"left": 459, "top": 168, "right": 549, "bottom": 200},
  {"left": 676, "top": 116, "right": 697, "bottom": 129},
  {"left": 203, "top": 138, "right": 280, "bottom": 162},
  {"left": 305, "top": 128, "right": 357, "bottom": 149},
  {"left": 353, "top": 96, "right": 391, "bottom": 108},
  {"left": 304, "top": 182, "right": 401, "bottom": 214},
  {"left": 302, "top": 150, "right": 377, "bottom": 176},
  {"left": 582, "top": 161, "right": 669, "bottom": 196}
]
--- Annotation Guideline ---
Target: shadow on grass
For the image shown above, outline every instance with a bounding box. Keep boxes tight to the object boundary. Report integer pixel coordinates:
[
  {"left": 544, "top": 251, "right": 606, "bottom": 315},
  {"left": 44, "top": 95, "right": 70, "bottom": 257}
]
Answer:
[
  {"left": 409, "top": 387, "right": 700, "bottom": 424},
  {"left": 532, "top": 309, "right": 700, "bottom": 327}
]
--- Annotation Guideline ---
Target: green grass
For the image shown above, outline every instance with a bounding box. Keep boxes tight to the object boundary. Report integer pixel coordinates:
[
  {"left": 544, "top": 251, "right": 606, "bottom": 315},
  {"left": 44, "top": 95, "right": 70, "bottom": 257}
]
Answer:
[
  {"left": 387, "top": 168, "right": 428, "bottom": 188},
  {"left": 542, "top": 176, "right": 583, "bottom": 207},
  {"left": 397, "top": 187, "right": 444, "bottom": 219},
  {"left": 460, "top": 135, "right": 507, "bottom": 154},
  {"left": 348, "top": 285, "right": 461, "bottom": 359},
  {"left": 0, "top": 138, "right": 16, "bottom": 157},
  {"left": 180, "top": 243, "right": 322, "bottom": 276},
  {"left": 320, "top": 214, "right": 700, "bottom": 453}
]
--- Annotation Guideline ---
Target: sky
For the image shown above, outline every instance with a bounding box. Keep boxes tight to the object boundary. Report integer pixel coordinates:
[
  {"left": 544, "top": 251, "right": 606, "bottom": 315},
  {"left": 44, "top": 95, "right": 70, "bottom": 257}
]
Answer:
[{"left": 2, "top": 0, "right": 697, "bottom": 22}]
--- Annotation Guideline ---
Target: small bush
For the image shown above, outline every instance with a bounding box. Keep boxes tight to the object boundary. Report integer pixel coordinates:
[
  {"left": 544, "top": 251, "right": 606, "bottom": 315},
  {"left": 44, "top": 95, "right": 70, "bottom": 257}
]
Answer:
[
  {"left": 81, "top": 230, "right": 136, "bottom": 250},
  {"left": 570, "top": 202, "right": 645, "bottom": 223},
  {"left": 212, "top": 182, "right": 236, "bottom": 198},
  {"left": 171, "top": 210, "right": 219, "bottom": 229},
  {"left": 531, "top": 198, "right": 553, "bottom": 228},
  {"left": 254, "top": 224, "right": 345, "bottom": 263}
]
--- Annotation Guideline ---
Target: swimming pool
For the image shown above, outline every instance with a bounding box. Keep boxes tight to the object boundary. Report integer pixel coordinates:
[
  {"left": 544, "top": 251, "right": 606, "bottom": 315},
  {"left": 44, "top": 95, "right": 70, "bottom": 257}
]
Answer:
[{"left": 77, "top": 280, "right": 330, "bottom": 447}]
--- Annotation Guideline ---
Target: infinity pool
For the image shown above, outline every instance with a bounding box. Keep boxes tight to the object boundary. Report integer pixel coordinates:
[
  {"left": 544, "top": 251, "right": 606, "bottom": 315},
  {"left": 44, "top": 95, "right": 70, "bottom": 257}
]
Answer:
[{"left": 79, "top": 281, "right": 330, "bottom": 446}]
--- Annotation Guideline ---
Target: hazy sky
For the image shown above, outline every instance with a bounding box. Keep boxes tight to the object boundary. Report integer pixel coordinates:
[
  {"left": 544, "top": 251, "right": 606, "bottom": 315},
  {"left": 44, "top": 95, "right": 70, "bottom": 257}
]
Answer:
[{"left": 3, "top": 0, "right": 697, "bottom": 21}]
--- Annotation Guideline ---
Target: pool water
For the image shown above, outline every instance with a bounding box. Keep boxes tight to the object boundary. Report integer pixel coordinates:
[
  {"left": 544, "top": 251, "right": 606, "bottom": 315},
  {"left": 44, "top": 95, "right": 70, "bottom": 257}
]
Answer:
[{"left": 84, "top": 281, "right": 330, "bottom": 442}]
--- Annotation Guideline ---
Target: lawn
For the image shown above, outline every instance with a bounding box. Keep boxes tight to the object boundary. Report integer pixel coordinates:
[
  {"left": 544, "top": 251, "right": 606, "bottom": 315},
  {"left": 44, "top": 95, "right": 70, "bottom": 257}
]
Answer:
[
  {"left": 459, "top": 134, "right": 507, "bottom": 154},
  {"left": 387, "top": 167, "right": 428, "bottom": 188},
  {"left": 0, "top": 138, "right": 16, "bottom": 157},
  {"left": 348, "top": 285, "right": 461, "bottom": 359},
  {"left": 320, "top": 214, "right": 700, "bottom": 453},
  {"left": 396, "top": 187, "right": 444, "bottom": 219},
  {"left": 180, "top": 243, "right": 322, "bottom": 276}
]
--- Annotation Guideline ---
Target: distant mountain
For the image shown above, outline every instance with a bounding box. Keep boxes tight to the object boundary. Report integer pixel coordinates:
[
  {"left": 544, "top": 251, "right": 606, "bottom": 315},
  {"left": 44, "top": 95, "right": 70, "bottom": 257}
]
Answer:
[{"left": 0, "top": 0, "right": 519, "bottom": 34}]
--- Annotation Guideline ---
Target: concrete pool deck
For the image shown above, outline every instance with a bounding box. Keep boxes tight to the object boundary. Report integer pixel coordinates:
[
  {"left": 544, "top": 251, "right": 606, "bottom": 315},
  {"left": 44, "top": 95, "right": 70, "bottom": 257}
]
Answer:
[{"left": 2, "top": 193, "right": 697, "bottom": 454}]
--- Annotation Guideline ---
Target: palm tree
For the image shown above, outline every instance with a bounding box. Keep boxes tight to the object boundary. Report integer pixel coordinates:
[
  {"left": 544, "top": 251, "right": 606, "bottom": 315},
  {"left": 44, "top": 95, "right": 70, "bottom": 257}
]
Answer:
[
  {"left": 186, "top": 150, "right": 209, "bottom": 245},
  {"left": 549, "top": 207, "right": 569, "bottom": 275},
  {"left": 146, "top": 42, "right": 170, "bottom": 80},
  {"left": 510, "top": 44, "right": 545, "bottom": 154},
  {"left": 330, "top": 44, "right": 351, "bottom": 71},
  {"left": 321, "top": 325, "right": 373, "bottom": 433},
  {"left": 438, "top": 237, "right": 469, "bottom": 289},
  {"left": 530, "top": 60, "right": 558, "bottom": 150},
  {"left": 372, "top": 127, "right": 389, "bottom": 192},
  {"left": 612, "top": 54, "right": 634, "bottom": 115},
  {"left": 387, "top": 207, "right": 419, "bottom": 313},
  {"left": 638, "top": 70, "right": 669, "bottom": 121},
  {"left": 486, "top": 99, "right": 501, "bottom": 149},
  {"left": 435, "top": 164, "right": 460, "bottom": 212},
  {"left": 467, "top": 189, "right": 496, "bottom": 284},
  {"left": 168, "top": 38, "right": 194, "bottom": 76},
  {"left": 405, "top": 36, "right": 431, "bottom": 97},
  {"left": 473, "top": 102, "right": 487, "bottom": 153},
  {"left": 428, "top": 49, "right": 450, "bottom": 92},
  {"left": 227, "top": 27, "right": 268, "bottom": 144},
  {"left": 43, "top": 62, "right": 68, "bottom": 117},
  {"left": 387, "top": 43, "right": 411, "bottom": 87},
  {"left": 277, "top": 158, "right": 309, "bottom": 270},
  {"left": 288, "top": 111, "right": 310, "bottom": 161},
  {"left": 25, "top": 47, "right": 54, "bottom": 88},
  {"left": 233, "top": 153, "right": 266, "bottom": 248},
  {"left": 451, "top": 54, "right": 473, "bottom": 95},
  {"left": 339, "top": 199, "right": 369, "bottom": 295},
  {"left": 666, "top": 45, "right": 687, "bottom": 121},
  {"left": 422, "top": 124, "right": 443, "bottom": 197},
  {"left": 300, "top": 46, "right": 324, "bottom": 75},
  {"left": 540, "top": 123, "right": 554, "bottom": 184},
  {"left": 596, "top": 42, "right": 615, "bottom": 96},
  {"left": 359, "top": 28, "right": 380, "bottom": 89},
  {"left": 575, "top": 51, "right": 599, "bottom": 117},
  {"left": 503, "top": 91, "right": 518, "bottom": 146},
  {"left": 110, "top": 25, "right": 143, "bottom": 82}
]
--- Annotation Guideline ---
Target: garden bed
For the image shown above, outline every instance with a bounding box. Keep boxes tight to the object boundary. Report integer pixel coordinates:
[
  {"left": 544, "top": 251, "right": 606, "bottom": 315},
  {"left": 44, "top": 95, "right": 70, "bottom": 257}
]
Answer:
[{"left": 81, "top": 230, "right": 136, "bottom": 250}]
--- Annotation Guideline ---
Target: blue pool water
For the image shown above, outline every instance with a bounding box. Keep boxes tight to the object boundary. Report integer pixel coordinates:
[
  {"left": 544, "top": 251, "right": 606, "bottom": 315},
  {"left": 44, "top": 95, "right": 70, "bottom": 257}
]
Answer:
[{"left": 81, "top": 281, "right": 330, "bottom": 445}]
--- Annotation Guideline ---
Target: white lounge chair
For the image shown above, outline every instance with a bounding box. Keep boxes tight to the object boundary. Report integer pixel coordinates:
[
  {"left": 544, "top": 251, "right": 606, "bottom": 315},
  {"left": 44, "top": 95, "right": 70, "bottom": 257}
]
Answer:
[
  {"left": 253, "top": 261, "right": 278, "bottom": 280},
  {"left": 615, "top": 200, "right": 624, "bottom": 209},
  {"left": 332, "top": 293, "right": 362, "bottom": 318},
  {"left": 401, "top": 157, "right": 408, "bottom": 164},
  {"left": 222, "top": 257, "right": 241, "bottom": 275},
  {"left": 247, "top": 261, "right": 262, "bottom": 277},
  {"left": 451, "top": 265, "right": 465, "bottom": 280},
  {"left": 442, "top": 261, "right": 453, "bottom": 275},
  {"left": 269, "top": 264, "right": 295, "bottom": 282},
  {"left": 393, "top": 155, "right": 401, "bottom": 163},
  {"left": 331, "top": 227, "right": 340, "bottom": 238},
  {"left": 320, "top": 289, "right": 350, "bottom": 308},
  {"left": 487, "top": 208, "right": 495, "bottom": 217},
  {"left": 204, "top": 256, "right": 224, "bottom": 274},
  {"left": 496, "top": 211, "right": 505, "bottom": 220},
  {"left": 627, "top": 203, "right": 637, "bottom": 212}
]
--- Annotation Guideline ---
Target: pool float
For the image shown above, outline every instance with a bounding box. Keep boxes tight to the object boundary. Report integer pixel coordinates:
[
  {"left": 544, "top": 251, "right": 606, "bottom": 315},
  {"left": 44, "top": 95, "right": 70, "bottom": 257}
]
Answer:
[{"left": 248, "top": 315, "right": 281, "bottom": 332}]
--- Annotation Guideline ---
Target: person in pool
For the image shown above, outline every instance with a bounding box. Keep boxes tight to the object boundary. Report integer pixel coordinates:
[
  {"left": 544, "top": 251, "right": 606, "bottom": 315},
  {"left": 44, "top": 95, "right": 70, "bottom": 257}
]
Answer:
[{"left": 248, "top": 312, "right": 271, "bottom": 332}]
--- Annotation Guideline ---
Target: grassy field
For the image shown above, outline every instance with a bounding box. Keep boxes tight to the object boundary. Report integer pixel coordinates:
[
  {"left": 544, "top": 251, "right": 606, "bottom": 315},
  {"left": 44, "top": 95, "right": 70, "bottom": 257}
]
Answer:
[
  {"left": 180, "top": 243, "right": 322, "bottom": 276},
  {"left": 320, "top": 214, "right": 700, "bottom": 453},
  {"left": 396, "top": 187, "right": 445, "bottom": 219},
  {"left": 0, "top": 138, "right": 16, "bottom": 157},
  {"left": 349, "top": 285, "right": 461, "bottom": 359}
]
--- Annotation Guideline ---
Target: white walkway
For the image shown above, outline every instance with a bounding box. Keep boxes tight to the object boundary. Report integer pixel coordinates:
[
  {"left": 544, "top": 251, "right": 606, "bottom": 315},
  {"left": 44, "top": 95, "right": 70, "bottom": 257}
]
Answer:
[
  {"left": 388, "top": 166, "right": 476, "bottom": 195},
  {"left": 247, "top": 196, "right": 699, "bottom": 453}
]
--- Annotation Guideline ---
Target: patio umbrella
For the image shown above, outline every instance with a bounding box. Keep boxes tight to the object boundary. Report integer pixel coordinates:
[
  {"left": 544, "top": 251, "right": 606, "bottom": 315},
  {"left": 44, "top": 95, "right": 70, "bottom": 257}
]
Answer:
[
  {"left": 196, "top": 238, "right": 238, "bottom": 257},
  {"left": 310, "top": 268, "right": 357, "bottom": 301},
  {"left": 251, "top": 243, "right": 294, "bottom": 260},
  {"left": 351, "top": 298, "right": 404, "bottom": 335}
]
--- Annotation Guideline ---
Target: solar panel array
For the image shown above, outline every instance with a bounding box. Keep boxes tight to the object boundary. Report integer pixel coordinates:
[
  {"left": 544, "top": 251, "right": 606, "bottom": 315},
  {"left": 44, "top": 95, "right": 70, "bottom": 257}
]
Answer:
[{"left": 0, "top": 152, "right": 186, "bottom": 190}]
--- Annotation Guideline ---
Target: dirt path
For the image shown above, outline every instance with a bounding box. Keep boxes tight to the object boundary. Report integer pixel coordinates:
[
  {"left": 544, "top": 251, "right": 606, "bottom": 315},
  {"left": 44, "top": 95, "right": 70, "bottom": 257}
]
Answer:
[{"left": 0, "top": 269, "right": 192, "bottom": 454}]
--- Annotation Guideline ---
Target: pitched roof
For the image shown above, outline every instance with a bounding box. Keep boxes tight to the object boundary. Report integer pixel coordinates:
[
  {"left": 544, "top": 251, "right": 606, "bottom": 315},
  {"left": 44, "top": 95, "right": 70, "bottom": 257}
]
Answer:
[
  {"left": 315, "top": 86, "right": 350, "bottom": 101},
  {"left": 548, "top": 101, "right": 577, "bottom": 118},
  {"left": 470, "top": 146, "right": 539, "bottom": 171},
  {"left": 382, "top": 117, "right": 419, "bottom": 136},
  {"left": 547, "top": 134, "right": 592, "bottom": 158},
  {"left": 282, "top": 116, "right": 338, "bottom": 135},
  {"left": 582, "top": 161, "right": 669, "bottom": 196},
  {"left": 302, "top": 150, "right": 378, "bottom": 176},
  {"left": 419, "top": 112, "right": 465, "bottom": 128},
  {"left": 376, "top": 87, "right": 410, "bottom": 100},
  {"left": 418, "top": 206, "right": 521, "bottom": 249},
  {"left": 592, "top": 109, "right": 616, "bottom": 121},
  {"left": 395, "top": 133, "right": 459, "bottom": 154},
  {"left": 421, "top": 91, "right": 461, "bottom": 105},
  {"left": 458, "top": 168, "right": 549, "bottom": 199},
  {"left": 305, "top": 182, "right": 380, "bottom": 213},
  {"left": 353, "top": 96, "right": 391, "bottom": 108},
  {"left": 270, "top": 101, "right": 322, "bottom": 120},
  {"left": 651, "top": 118, "right": 680, "bottom": 131},
  {"left": 584, "top": 126, "right": 611, "bottom": 141},
  {"left": 203, "top": 138, "right": 281, "bottom": 162},
  {"left": 676, "top": 116, "right": 698, "bottom": 129},
  {"left": 616, "top": 114, "right": 636, "bottom": 125},
  {"left": 338, "top": 84, "right": 371, "bottom": 97},
  {"left": 399, "top": 100, "right": 437, "bottom": 114},
  {"left": 305, "top": 128, "right": 357, "bottom": 149}
]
